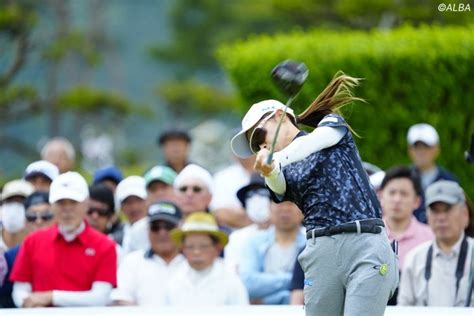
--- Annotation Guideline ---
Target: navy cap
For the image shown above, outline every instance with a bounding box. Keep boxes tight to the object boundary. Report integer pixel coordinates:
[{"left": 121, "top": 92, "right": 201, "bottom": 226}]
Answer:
[
  {"left": 93, "top": 166, "right": 123, "bottom": 185},
  {"left": 148, "top": 201, "right": 182, "bottom": 225},
  {"left": 237, "top": 173, "right": 270, "bottom": 207},
  {"left": 24, "top": 192, "right": 50, "bottom": 210}
]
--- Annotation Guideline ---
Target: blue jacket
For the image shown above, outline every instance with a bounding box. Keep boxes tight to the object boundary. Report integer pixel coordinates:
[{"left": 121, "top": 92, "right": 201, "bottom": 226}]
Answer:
[{"left": 239, "top": 226, "right": 306, "bottom": 304}]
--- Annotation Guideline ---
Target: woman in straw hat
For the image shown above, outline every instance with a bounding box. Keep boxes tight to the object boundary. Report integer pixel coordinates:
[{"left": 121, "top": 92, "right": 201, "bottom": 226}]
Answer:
[
  {"left": 230, "top": 73, "right": 398, "bottom": 316},
  {"left": 167, "top": 212, "right": 248, "bottom": 306}
]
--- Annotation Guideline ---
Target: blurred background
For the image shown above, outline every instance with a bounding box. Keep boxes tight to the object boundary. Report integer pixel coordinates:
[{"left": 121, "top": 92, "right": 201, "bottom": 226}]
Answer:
[{"left": 1, "top": 0, "right": 473, "bottom": 192}]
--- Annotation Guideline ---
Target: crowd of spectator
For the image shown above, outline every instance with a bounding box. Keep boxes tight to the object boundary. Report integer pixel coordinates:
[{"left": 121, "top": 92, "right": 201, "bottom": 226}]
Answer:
[{"left": 0, "top": 123, "right": 472, "bottom": 308}]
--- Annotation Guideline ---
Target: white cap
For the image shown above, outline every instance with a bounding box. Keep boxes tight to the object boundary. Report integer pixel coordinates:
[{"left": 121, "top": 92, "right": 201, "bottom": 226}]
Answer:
[
  {"left": 231, "top": 100, "right": 295, "bottom": 158},
  {"left": 116, "top": 176, "right": 147, "bottom": 205},
  {"left": 49, "top": 172, "right": 89, "bottom": 203},
  {"left": 407, "top": 123, "right": 439, "bottom": 146},
  {"left": 174, "top": 164, "right": 214, "bottom": 194},
  {"left": 369, "top": 171, "right": 385, "bottom": 191},
  {"left": 1, "top": 180, "right": 34, "bottom": 201},
  {"left": 24, "top": 160, "right": 60, "bottom": 182}
]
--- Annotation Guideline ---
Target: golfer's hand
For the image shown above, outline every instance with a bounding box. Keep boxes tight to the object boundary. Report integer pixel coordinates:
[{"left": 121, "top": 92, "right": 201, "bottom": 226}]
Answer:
[{"left": 254, "top": 148, "right": 275, "bottom": 177}]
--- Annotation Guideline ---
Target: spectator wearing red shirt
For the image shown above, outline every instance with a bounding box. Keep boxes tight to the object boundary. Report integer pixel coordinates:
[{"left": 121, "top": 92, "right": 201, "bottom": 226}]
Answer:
[{"left": 10, "top": 172, "right": 117, "bottom": 308}]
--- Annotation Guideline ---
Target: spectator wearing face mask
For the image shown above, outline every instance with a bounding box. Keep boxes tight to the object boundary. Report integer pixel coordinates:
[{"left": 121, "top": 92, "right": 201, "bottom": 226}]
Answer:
[
  {"left": 0, "top": 180, "right": 34, "bottom": 251},
  {"left": 224, "top": 173, "right": 272, "bottom": 273},
  {"left": 239, "top": 201, "right": 305, "bottom": 304},
  {"left": 0, "top": 192, "right": 54, "bottom": 308}
]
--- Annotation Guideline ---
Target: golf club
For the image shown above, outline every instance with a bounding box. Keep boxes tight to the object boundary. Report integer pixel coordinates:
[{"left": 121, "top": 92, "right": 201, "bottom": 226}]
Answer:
[{"left": 266, "top": 60, "right": 308, "bottom": 164}]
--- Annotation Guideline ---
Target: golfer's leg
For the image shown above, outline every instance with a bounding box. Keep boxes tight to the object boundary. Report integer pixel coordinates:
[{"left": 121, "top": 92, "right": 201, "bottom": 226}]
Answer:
[
  {"left": 299, "top": 237, "right": 345, "bottom": 316},
  {"left": 343, "top": 232, "right": 398, "bottom": 316}
]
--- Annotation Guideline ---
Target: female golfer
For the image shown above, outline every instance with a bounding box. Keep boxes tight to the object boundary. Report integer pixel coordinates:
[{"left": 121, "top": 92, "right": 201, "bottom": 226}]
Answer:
[{"left": 231, "top": 73, "right": 398, "bottom": 316}]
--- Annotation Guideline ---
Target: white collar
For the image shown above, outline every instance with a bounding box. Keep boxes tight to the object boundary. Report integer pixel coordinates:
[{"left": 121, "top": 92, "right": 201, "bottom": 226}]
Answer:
[{"left": 58, "top": 221, "right": 86, "bottom": 242}]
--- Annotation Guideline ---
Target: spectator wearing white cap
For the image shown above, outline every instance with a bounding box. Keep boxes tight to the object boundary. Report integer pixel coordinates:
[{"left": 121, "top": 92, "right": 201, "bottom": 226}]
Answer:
[
  {"left": 398, "top": 181, "right": 473, "bottom": 307},
  {"left": 116, "top": 176, "right": 149, "bottom": 253},
  {"left": 10, "top": 172, "right": 117, "bottom": 308},
  {"left": 41, "top": 137, "right": 75, "bottom": 174},
  {"left": 174, "top": 164, "right": 214, "bottom": 218},
  {"left": 23, "top": 160, "right": 59, "bottom": 192},
  {"left": 407, "top": 123, "right": 458, "bottom": 223},
  {"left": 0, "top": 180, "right": 34, "bottom": 251},
  {"left": 111, "top": 201, "right": 186, "bottom": 306},
  {"left": 166, "top": 212, "right": 249, "bottom": 305}
]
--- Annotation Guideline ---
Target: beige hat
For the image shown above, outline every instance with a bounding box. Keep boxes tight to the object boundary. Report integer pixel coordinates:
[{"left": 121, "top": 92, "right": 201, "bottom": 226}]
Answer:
[
  {"left": 1, "top": 180, "right": 34, "bottom": 201},
  {"left": 170, "top": 212, "right": 228, "bottom": 247}
]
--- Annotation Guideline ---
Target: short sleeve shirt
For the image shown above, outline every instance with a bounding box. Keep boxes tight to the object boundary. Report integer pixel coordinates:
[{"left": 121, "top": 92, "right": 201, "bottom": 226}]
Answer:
[
  {"left": 274, "top": 113, "right": 381, "bottom": 231},
  {"left": 10, "top": 224, "right": 117, "bottom": 291}
]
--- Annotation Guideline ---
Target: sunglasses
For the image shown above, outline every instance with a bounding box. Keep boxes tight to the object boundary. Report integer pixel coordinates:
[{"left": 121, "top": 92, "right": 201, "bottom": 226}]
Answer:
[
  {"left": 249, "top": 112, "right": 275, "bottom": 154},
  {"left": 150, "top": 221, "right": 176, "bottom": 232},
  {"left": 25, "top": 211, "right": 54, "bottom": 222},
  {"left": 87, "top": 207, "right": 111, "bottom": 217},
  {"left": 178, "top": 186, "right": 203, "bottom": 194}
]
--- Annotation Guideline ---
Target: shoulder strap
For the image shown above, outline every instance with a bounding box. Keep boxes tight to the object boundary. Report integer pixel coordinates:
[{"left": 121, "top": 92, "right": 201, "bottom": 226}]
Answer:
[
  {"left": 455, "top": 236, "right": 469, "bottom": 299},
  {"left": 425, "top": 244, "right": 433, "bottom": 282}
]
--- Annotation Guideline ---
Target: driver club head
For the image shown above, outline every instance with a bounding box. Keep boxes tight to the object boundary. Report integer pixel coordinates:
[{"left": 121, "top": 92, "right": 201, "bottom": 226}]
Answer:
[{"left": 271, "top": 60, "right": 309, "bottom": 97}]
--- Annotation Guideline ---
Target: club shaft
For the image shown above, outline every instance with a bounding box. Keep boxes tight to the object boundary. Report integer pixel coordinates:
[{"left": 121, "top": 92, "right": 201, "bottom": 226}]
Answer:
[{"left": 266, "top": 95, "right": 295, "bottom": 165}]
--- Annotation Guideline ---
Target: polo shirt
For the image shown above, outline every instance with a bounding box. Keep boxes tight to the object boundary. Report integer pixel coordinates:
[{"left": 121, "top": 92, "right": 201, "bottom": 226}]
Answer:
[
  {"left": 10, "top": 223, "right": 117, "bottom": 291},
  {"left": 111, "top": 249, "right": 186, "bottom": 305},
  {"left": 385, "top": 216, "right": 434, "bottom": 269},
  {"left": 398, "top": 234, "right": 474, "bottom": 306}
]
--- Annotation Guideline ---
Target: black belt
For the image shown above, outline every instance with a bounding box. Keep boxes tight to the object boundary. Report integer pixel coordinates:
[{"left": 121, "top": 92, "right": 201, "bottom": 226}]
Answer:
[{"left": 306, "top": 219, "right": 384, "bottom": 240}]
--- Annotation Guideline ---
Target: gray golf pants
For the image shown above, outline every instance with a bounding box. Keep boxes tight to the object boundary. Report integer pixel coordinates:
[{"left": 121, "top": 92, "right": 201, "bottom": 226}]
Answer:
[{"left": 298, "top": 228, "right": 398, "bottom": 316}]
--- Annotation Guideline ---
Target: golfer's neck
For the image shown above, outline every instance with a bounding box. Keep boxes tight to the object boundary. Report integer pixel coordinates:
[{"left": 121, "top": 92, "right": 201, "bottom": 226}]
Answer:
[{"left": 282, "top": 125, "right": 301, "bottom": 147}]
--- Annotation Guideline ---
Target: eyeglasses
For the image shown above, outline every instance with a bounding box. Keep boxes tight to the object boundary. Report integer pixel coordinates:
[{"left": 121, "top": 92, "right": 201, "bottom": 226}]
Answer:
[
  {"left": 150, "top": 221, "right": 175, "bottom": 232},
  {"left": 183, "top": 243, "right": 214, "bottom": 252},
  {"left": 178, "top": 186, "right": 203, "bottom": 194},
  {"left": 87, "top": 207, "right": 111, "bottom": 217},
  {"left": 249, "top": 112, "right": 275, "bottom": 154},
  {"left": 25, "top": 211, "right": 54, "bottom": 222}
]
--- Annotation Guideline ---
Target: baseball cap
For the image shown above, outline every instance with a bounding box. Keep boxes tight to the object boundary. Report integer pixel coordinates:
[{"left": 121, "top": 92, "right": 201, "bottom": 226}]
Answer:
[
  {"left": 236, "top": 173, "right": 270, "bottom": 207},
  {"left": 92, "top": 166, "right": 123, "bottom": 185},
  {"left": 174, "top": 164, "right": 213, "bottom": 194},
  {"left": 407, "top": 123, "right": 439, "bottom": 146},
  {"left": 147, "top": 201, "right": 182, "bottom": 225},
  {"left": 231, "top": 99, "right": 295, "bottom": 158},
  {"left": 49, "top": 172, "right": 89, "bottom": 203},
  {"left": 170, "top": 212, "right": 228, "bottom": 247},
  {"left": 24, "top": 192, "right": 50, "bottom": 210},
  {"left": 24, "top": 160, "right": 59, "bottom": 182},
  {"left": 115, "top": 176, "right": 147, "bottom": 205},
  {"left": 144, "top": 166, "right": 177, "bottom": 188},
  {"left": 425, "top": 180, "right": 465, "bottom": 208},
  {"left": 89, "top": 183, "right": 115, "bottom": 213},
  {"left": 1, "top": 180, "right": 34, "bottom": 201}
]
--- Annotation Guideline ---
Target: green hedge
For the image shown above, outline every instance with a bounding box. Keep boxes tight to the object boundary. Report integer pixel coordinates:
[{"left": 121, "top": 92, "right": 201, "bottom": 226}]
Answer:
[{"left": 217, "top": 24, "right": 474, "bottom": 201}]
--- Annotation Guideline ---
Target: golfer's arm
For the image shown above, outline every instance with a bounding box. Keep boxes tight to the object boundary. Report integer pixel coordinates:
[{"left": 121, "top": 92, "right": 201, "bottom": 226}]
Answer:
[
  {"left": 273, "top": 126, "right": 346, "bottom": 167},
  {"left": 265, "top": 163, "right": 286, "bottom": 196}
]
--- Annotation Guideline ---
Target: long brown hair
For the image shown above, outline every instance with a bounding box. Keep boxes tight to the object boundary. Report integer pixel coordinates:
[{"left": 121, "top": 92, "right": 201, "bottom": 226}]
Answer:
[{"left": 296, "top": 71, "right": 363, "bottom": 129}]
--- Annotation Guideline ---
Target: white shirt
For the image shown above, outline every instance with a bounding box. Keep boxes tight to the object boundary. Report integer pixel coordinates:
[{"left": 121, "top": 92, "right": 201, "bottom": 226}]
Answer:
[
  {"left": 224, "top": 224, "right": 263, "bottom": 273},
  {"left": 166, "top": 258, "right": 249, "bottom": 306},
  {"left": 111, "top": 250, "right": 186, "bottom": 306},
  {"left": 123, "top": 218, "right": 150, "bottom": 254},
  {"left": 209, "top": 163, "right": 251, "bottom": 211},
  {"left": 398, "top": 235, "right": 474, "bottom": 307}
]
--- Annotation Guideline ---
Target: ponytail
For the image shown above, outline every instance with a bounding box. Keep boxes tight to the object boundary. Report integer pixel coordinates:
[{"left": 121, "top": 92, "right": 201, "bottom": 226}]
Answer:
[{"left": 296, "top": 71, "right": 363, "bottom": 129}]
